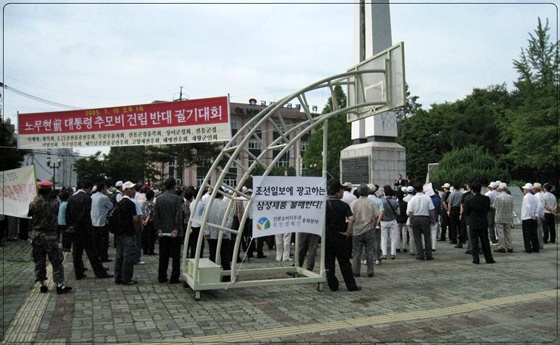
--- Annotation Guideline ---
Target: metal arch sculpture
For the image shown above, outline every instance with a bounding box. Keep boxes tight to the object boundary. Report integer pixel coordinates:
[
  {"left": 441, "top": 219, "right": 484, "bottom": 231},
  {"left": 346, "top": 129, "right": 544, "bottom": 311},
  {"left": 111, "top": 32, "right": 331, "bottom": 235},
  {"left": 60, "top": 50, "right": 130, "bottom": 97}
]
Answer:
[{"left": 181, "top": 43, "right": 405, "bottom": 300}]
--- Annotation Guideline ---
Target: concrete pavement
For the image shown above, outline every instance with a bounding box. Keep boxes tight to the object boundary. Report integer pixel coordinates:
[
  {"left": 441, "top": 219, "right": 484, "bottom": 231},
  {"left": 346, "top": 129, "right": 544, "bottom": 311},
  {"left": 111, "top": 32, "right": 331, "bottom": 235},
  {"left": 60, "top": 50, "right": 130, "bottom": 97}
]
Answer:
[{"left": 1, "top": 226, "right": 558, "bottom": 345}]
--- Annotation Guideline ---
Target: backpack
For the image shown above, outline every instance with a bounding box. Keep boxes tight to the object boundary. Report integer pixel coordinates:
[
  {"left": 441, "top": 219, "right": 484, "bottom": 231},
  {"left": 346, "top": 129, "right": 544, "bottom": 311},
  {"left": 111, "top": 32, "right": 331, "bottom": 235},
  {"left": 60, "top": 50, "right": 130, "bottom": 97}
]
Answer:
[
  {"left": 106, "top": 203, "right": 122, "bottom": 235},
  {"left": 109, "top": 192, "right": 119, "bottom": 207}
]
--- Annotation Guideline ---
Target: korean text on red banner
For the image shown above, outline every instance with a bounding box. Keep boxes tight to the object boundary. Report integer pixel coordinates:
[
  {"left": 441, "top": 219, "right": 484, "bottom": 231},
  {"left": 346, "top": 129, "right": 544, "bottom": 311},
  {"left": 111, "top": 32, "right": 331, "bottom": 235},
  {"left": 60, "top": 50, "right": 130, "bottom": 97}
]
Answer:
[{"left": 17, "top": 96, "right": 231, "bottom": 149}]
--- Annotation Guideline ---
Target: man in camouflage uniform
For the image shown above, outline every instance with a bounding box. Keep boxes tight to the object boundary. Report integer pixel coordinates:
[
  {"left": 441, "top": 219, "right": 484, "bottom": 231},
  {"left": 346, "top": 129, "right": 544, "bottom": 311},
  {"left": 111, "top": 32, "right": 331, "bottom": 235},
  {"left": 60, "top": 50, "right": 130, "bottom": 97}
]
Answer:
[{"left": 28, "top": 180, "right": 72, "bottom": 294}]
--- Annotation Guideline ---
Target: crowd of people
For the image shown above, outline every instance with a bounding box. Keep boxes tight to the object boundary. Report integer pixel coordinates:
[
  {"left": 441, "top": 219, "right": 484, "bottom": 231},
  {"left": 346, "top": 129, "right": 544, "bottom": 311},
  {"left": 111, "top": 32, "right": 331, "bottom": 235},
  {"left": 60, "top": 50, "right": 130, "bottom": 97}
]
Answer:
[
  {"left": 23, "top": 174, "right": 558, "bottom": 294},
  {"left": 319, "top": 176, "right": 558, "bottom": 291}
]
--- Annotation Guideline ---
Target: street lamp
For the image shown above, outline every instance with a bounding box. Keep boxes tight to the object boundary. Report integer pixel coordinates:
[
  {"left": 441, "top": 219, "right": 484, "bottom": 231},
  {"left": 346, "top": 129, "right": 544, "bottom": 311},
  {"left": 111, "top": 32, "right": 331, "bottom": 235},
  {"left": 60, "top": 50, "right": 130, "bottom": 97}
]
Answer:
[{"left": 46, "top": 157, "right": 62, "bottom": 188}]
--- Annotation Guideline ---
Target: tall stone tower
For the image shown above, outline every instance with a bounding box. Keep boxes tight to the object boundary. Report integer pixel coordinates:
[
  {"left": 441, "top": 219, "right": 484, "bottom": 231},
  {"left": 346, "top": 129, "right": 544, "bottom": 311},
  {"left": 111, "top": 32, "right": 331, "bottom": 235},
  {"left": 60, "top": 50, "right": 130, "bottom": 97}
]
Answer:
[{"left": 340, "top": 0, "right": 406, "bottom": 188}]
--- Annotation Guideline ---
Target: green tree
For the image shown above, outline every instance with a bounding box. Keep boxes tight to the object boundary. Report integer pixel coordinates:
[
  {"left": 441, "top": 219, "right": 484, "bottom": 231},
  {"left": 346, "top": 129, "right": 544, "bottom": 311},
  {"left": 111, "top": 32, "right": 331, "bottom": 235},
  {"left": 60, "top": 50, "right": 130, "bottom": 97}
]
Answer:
[
  {"left": 303, "top": 85, "right": 351, "bottom": 184},
  {"left": 503, "top": 18, "right": 559, "bottom": 184},
  {"left": 398, "top": 85, "right": 511, "bottom": 181},
  {"left": 73, "top": 151, "right": 108, "bottom": 183},
  {"left": 105, "top": 146, "right": 149, "bottom": 184},
  {"left": 430, "top": 145, "right": 510, "bottom": 188},
  {"left": 144, "top": 143, "right": 223, "bottom": 183},
  {"left": 395, "top": 83, "right": 423, "bottom": 135},
  {"left": 0, "top": 117, "right": 27, "bottom": 170}
]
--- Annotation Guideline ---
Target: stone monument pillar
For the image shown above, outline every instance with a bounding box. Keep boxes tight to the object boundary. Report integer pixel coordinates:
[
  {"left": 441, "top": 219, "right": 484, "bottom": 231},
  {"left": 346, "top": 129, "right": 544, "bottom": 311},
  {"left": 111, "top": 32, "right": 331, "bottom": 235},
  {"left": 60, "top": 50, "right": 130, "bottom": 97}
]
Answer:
[{"left": 341, "top": 0, "right": 406, "bottom": 188}]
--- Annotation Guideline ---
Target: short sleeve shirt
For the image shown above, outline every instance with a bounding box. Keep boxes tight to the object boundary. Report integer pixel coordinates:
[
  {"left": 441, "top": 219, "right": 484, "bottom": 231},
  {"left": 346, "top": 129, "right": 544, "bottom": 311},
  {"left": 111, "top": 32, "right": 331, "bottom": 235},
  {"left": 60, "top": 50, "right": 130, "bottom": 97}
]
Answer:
[{"left": 326, "top": 197, "right": 353, "bottom": 240}]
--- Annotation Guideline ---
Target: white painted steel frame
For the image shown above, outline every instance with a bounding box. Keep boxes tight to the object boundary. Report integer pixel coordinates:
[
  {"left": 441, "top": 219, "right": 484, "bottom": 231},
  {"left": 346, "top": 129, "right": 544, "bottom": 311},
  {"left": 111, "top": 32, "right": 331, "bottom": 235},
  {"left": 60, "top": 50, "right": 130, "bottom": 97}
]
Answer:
[{"left": 181, "top": 68, "right": 400, "bottom": 300}]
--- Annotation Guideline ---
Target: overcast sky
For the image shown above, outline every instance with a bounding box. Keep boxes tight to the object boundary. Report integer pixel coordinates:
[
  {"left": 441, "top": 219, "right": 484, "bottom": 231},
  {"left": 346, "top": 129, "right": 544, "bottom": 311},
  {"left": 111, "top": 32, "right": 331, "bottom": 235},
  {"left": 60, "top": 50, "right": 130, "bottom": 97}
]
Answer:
[{"left": 2, "top": 1, "right": 557, "bottom": 156}]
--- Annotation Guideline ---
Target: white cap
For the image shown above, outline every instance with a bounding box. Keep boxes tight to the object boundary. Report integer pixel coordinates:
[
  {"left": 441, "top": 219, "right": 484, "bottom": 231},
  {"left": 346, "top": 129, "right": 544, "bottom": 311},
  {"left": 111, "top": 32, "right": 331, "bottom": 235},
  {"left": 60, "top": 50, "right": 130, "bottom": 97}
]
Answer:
[
  {"left": 115, "top": 181, "right": 123, "bottom": 187},
  {"left": 122, "top": 181, "right": 136, "bottom": 190},
  {"left": 498, "top": 183, "right": 508, "bottom": 190},
  {"left": 522, "top": 183, "right": 533, "bottom": 190},
  {"left": 423, "top": 184, "right": 435, "bottom": 197},
  {"left": 406, "top": 186, "right": 414, "bottom": 193},
  {"left": 442, "top": 183, "right": 451, "bottom": 189}
]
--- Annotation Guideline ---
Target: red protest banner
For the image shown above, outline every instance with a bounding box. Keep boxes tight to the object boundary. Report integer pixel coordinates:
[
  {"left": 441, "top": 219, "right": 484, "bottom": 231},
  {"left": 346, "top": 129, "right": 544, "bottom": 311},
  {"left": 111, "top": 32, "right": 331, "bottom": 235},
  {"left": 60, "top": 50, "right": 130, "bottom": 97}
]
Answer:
[{"left": 17, "top": 96, "right": 231, "bottom": 149}]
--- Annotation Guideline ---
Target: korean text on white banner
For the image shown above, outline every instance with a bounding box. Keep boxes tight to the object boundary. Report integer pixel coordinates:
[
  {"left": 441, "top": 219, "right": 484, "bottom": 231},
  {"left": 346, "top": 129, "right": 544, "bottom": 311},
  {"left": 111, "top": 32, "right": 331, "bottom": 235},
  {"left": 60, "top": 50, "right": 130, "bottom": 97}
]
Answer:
[
  {"left": 17, "top": 96, "right": 231, "bottom": 149},
  {"left": 1, "top": 165, "right": 37, "bottom": 218},
  {"left": 252, "top": 176, "right": 327, "bottom": 238}
]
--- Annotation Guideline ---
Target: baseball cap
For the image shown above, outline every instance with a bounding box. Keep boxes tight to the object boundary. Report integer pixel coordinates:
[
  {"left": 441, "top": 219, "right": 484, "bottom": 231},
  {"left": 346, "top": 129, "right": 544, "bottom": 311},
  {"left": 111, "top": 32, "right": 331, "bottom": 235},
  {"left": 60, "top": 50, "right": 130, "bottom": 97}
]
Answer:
[
  {"left": 442, "top": 183, "right": 451, "bottom": 189},
  {"left": 38, "top": 180, "right": 53, "bottom": 189},
  {"left": 115, "top": 181, "right": 123, "bottom": 188},
  {"left": 122, "top": 181, "right": 136, "bottom": 190},
  {"left": 522, "top": 183, "right": 533, "bottom": 190}
]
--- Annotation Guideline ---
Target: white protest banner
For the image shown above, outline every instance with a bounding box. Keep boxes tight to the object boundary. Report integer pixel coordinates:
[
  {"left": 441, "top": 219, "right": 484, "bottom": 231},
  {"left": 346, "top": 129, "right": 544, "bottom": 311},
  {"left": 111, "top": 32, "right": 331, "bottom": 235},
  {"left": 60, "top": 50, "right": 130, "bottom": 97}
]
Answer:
[
  {"left": 252, "top": 176, "right": 327, "bottom": 238},
  {"left": 1, "top": 165, "right": 37, "bottom": 218}
]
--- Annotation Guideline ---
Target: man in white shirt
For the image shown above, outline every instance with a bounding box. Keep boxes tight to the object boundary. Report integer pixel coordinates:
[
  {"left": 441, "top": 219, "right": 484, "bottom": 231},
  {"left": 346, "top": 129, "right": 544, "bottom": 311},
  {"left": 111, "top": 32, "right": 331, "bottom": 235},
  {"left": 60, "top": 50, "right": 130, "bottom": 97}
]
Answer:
[
  {"left": 485, "top": 182, "right": 499, "bottom": 244},
  {"left": 521, "top": 183, "right": 539, "bottom": 253},
  {"left": 91, "top": 182, "right": 114, "bottom": 262},
  {"left": 341, "top": 182, "right": 357, "bottom": 205},
  {"left": 407, "top": 183, "right": 436, "bottom": 261},
  {"left": 533, "top": 183, "right": 545, "bottom": 249},
  {"left": 367, "top": 184, "right": 385, "bottom": 264},
  {"left": 205, "top": 190, "right": 233, "bottom": 281}
]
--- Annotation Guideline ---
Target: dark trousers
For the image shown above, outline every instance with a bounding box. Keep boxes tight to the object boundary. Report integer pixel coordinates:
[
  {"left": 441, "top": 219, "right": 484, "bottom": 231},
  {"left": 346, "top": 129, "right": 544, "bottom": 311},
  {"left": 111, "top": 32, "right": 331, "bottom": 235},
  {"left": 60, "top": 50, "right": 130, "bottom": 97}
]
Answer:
[
  {"left": 230, "top": 217, "right": 241, "bottom": 261},
  {"left": 158, "top": 236, "right": 182, "bottom": 282},
  {"left": 72, "top": 228, "right": 107, "bottom": 278},
  {"left": 298, "top": 233, "right": 320, "bottom": 271},
  {"left": 58, "top": 225, "right": 73, "bottom": 251},
  {"left": 440, "top": 210, "right": 450, "bottom": 240},
  {"left": 187, "top": 226, "right": 204, "bottom": 258},
  {"left": 449, "top": 207, "right": 461, "bottom": 243},
  {"left": 471, "top": 227, "right": 494, "bottom": 263},
  {"left": 93, "top": 225, "right": 110, "bottom": 261},
  {"left": 543, "top": 213, "right": 556, "bottom": 243},
  {"left": 487, "top": 208, "right": 497, "bottom": 242},
  {"left": 114, "top": 234, "right": 136, "bottom": 283},
  {"left": 141, "top": 221, "right": 156, "bottom": 255},
  {"left": 325, "top": 234, "right": 358, "bottom": 291},
  {"left": 411, "top": 216, "right": 433, "bottom": 259},
  {"left": 522, "top": 219, "right": 539, "bottom": 253},
  {"left": 459, "top": 216, "right": 468, "bottom": 244},
  {"left": 208, "top": 238, "right": 232, "bottom": 281},
  {"left": 244, "top": 219, "right": 265, "bottom": 257}
]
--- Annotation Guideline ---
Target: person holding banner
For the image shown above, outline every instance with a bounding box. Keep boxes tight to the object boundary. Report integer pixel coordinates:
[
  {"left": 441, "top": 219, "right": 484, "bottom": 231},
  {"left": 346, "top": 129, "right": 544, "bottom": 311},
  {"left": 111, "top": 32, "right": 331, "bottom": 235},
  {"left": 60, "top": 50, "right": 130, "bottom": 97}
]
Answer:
[
  {"left": 28, "top": 180, "right": 72, "bottom": 294},
  {"left": 325, "top": 182, "right": 361, "bottom": 292}
]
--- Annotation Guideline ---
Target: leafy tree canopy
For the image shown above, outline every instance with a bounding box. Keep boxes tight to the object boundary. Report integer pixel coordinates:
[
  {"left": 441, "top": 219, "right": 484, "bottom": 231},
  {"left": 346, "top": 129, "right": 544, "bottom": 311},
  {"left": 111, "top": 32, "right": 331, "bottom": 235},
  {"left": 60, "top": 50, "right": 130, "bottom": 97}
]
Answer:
[
  {"left": 430, "top": 145, "right": 510, "bottom": 188},
  {"left": 0, "top": 117, "right": 27, "bottom": 171},
  {"left": 303, "top": 85, "right": 351, "bottom": 184}
]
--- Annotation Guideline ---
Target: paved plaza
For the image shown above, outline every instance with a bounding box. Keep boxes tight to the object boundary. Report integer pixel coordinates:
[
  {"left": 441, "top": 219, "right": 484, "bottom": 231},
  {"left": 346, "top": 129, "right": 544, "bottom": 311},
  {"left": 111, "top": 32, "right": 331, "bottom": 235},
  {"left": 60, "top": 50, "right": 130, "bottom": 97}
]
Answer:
[{"left": 1, "top": 226, "right": 558, "bottom": 345}]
